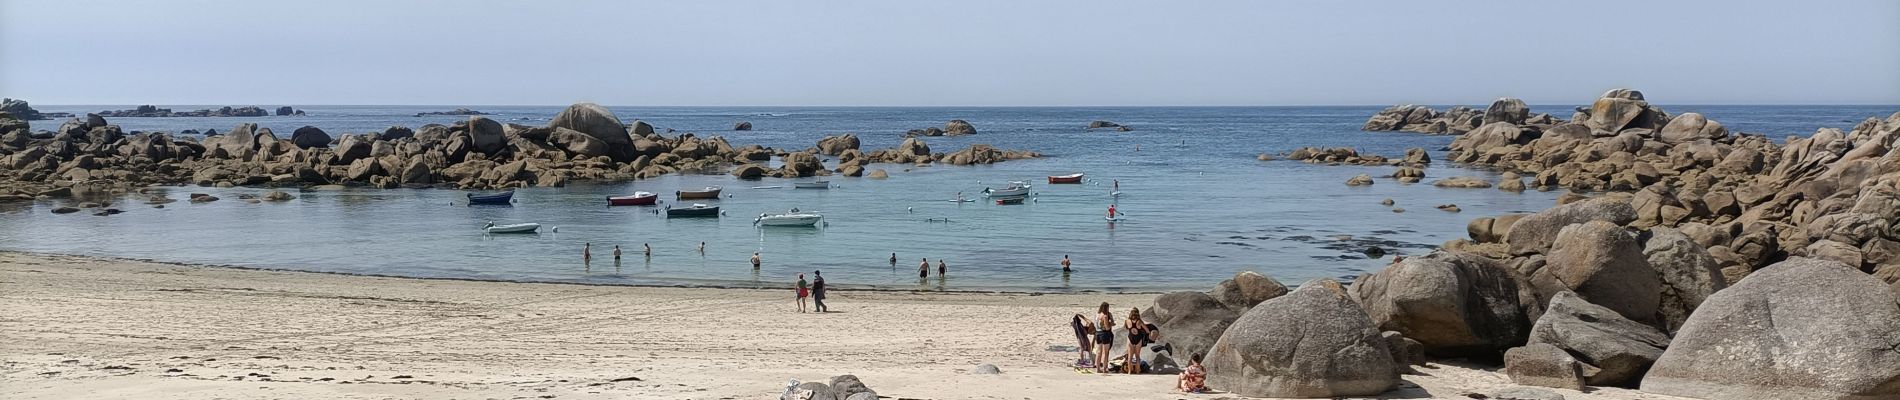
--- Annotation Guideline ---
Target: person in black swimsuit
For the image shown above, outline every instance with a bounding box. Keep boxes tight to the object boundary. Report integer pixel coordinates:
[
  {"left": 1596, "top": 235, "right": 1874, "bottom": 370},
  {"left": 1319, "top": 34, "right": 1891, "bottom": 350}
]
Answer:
[
  {"left": 1094, "top": 302, "right": 1115, "bottom": 373},
  {"left": 1125, "top": 308, "right": 1151, "bottom": 374}
]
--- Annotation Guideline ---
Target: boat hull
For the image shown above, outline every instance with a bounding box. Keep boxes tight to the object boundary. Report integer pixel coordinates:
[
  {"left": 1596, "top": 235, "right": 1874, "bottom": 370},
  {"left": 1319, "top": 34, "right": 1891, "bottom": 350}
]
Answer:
[
  {"left": 608, "top": 193, "right": 658, "bottom": 206},
  {"left": 793, "top": 181, "right": 831, "bottom": 189},
  {"left": 467, "top": 191, "right": 514, "bottom": 205},
  {"left": 757, "top": 214, "right": 822, "bottom": 226},
  {"left": 484, "top": 223, "right": 540, "bottom": 233},
  {"left": 984, "top": 188, "right": 1029, "bottom": 197},
  {"left": 677, "top": 188, "right": 723, "bottom": 200},
  {"left": 666, "top": 206, "right": 721, "bottom": 218},
  {"left": 995, "top": 196, "right": 1026, "bottom": 205},
  {"left": 1048, "top": 174, "right": 1084, "bottom": 184}
]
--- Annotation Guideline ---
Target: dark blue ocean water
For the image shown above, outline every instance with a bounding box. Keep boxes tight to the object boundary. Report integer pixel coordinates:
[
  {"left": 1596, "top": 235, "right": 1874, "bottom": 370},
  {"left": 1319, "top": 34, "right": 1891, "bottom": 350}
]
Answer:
[{"left": 1, "top": 104, "right": 1890, "bottom": 291}]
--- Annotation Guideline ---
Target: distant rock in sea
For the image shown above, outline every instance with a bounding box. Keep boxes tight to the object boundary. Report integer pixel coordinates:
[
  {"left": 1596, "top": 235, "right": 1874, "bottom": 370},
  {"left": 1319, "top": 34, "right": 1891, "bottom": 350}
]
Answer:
[
  {"left": 414, "top": 108, "right": 489, "bottom": 117},
  {"left": 95, "top": 105, "right": 274, "bottom": 118},
  {"left": 2, "top": 98, "right": 52, "bottom": 120}
]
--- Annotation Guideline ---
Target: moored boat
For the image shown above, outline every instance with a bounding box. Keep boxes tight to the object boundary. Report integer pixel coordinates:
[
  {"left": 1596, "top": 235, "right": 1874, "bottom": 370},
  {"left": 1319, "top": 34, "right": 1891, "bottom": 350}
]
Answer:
[
  {"left": 677, "top": 187, "right": 723, "bottom": 200},
  {"left": 608, "top": 191, "right": 658, "bottom": 206},
  {"left": 755, "top": 210, "right": 823, "bottom": 226},
  {"left": 994, "top": 196, "right": 1026, "bottom": 205},
  {"left": 1048, "top": 173, "right": 1084, "bottom": 184},
  {"left": 793, "top": 181, "right": 831, "bottom": 189},
  {"left": 982, "top": 181, "right": 1031, "bottom": 197},
  {"left": 482, "top": 221, "right": 540, "bottom": 234},
  {"left": 666, "top": 203, "right": 721, "bottom": 218},
  {"left": 467, "top": 191, "right": 515, "bottom": 205}
]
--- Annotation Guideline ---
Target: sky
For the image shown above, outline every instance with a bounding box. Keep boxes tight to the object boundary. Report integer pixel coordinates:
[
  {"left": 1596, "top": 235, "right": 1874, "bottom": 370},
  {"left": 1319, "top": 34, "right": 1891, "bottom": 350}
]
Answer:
[{"left": 3, "top": 0, "right": 1897, "bottom": 106}]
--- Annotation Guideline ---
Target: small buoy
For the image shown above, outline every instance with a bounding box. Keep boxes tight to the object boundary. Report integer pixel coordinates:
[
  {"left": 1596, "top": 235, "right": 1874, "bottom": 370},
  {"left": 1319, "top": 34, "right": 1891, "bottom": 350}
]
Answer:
[{"left": 907, "top": 207, "right": 913, "bottom": 213}]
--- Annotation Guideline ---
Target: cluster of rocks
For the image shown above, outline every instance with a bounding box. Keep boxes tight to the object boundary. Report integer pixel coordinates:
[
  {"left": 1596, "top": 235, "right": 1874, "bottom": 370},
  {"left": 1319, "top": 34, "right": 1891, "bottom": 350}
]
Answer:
[
  {"left": 93, "top": 105, "right": 278, "bottom": 118},
  {"left": 0, "top": 104, "right": 1038, "bottom": 201},
  {"left": 779, "top": 374, "right": 876, "bottom": 400},
  {"left": 1362, "top": 98, "right": 1560, "bottom": 135},
  {"left": 903, "top": 119, "right": 978, "bottom": 137},
  {"left": 1427, "top": 89, "right": 1900, "bottom": 288},
  {"left": 2, "top": 98, "right": 70, "bottom": 120},
  {"left": 1285, "top": 146, "right": 1431, "bottom": 167},
  {"left": 1154, "top": 221, "right": 1897, "bottom": 398},
  {"left": 275, "top": 106, "right": 305, "bottom": 116},
  {"left": 412, "top": 108, "right": 485, "bottom": 117},
  {"left": 1087, "top": 120, "right": 1132, "bottom": 131}
]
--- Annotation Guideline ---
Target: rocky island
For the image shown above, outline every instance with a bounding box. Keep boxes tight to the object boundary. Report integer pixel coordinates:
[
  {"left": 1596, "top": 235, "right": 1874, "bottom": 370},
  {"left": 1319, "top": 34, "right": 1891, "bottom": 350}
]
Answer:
[
  {"left": 413, "top": 108, "right": 488, "bottom": 117},
  {"left": 93, "top": 105, "right": 295, "bottom": 118}
]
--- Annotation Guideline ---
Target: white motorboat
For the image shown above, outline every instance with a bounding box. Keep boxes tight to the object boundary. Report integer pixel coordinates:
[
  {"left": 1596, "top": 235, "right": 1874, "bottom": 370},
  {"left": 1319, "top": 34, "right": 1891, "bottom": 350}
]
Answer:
[
  {"left": 482, "top": 221, "right": 541, "bottom": 234},
  {"left": 755, "top": 210, "right": 823, "bottom": 226},
  {"left": 793, "top": 181, "right": 832, "bottom": 189},
  {"left": 982, "top": 181, "right": 1031, "bottom": 197}
]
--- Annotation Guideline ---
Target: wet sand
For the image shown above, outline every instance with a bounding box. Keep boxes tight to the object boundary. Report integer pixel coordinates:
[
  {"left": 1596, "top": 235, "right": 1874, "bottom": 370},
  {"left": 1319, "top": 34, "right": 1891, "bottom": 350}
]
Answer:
[{"left": 0, "top": 251, "right": 1675, "bottom": 399}]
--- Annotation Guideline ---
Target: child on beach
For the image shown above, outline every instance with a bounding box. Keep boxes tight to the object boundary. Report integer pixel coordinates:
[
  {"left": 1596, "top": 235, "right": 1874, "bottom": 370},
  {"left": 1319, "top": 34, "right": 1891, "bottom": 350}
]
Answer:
[
  {"left": 1178, "top": 353, "right": 1206, "bottom": 393},
  {"left": 1070, "top": 314, "right": 1095, "bottom": 370},
  {"left": 795, "top": 273, "right": 809, "bottom": 313}
]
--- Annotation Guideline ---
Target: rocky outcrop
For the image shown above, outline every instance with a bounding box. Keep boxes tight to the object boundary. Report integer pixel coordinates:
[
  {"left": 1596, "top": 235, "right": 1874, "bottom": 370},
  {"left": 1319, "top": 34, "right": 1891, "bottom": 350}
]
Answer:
[
  {"left": 943, "top": 119, "right": 976, "bottom": 135},
  {"left": 413, "top": 108, "right": 487, "bottom": 117},
  {"left": 2, "top": 98, "right": 50, "bottom": 120},
  {"left": 1364, "top": 98, "right": 1552, "bottom": 135},
  {"left": 547, "top": 103, "right": 633, "bottom": 161},
  {"left": 290, "top": 126, "right": 331, "bottom": 149},
  {"left": 1526, "top": 292, "right": 1667, "bottom": 387},
  {"left": 1206, "top": 280, "right": 1397, "bottom": 398},
  {"left": 816, "top": 134, "right": 859, "bottom": 155},
  {"left": 732, "top": 121, "right": 752, "bottom": 131},
  {"left": 93, "top": 105, "right": 273, "bottom": 117},
  {"left": 1351, "top": 250, "right": 1532, "bottom": 359},
  {"left": 1642, "top": 258, "right": 1900, "bottom": 400},
  {"left": 1345, "top": 174, "right": 1374, "bottom": 186},
  {"left": 1505, "top": 197, "right": 1637, "bottom": 256},
  {"left": 1641, "top": 228, "right": 1728, "bottom": 334}
]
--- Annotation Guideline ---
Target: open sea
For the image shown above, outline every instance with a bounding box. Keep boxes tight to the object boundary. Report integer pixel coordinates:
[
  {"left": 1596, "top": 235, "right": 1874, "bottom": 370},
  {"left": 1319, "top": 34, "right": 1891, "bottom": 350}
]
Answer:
[{"left": 1, "top": 104, "right": 1891, "bottom": 292}]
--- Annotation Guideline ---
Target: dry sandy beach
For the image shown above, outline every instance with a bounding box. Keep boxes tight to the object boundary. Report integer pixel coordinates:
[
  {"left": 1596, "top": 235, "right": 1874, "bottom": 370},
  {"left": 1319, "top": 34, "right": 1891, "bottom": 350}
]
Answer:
[{"left": 0, "top": 251, "right": 1678, "bottom": 399}]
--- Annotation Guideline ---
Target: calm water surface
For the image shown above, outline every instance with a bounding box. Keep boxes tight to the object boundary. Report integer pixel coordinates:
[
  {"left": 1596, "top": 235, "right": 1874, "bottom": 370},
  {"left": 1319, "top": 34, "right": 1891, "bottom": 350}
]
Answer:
[{"left": 2, "top": 105, "right": 1889, "bottom": 291}]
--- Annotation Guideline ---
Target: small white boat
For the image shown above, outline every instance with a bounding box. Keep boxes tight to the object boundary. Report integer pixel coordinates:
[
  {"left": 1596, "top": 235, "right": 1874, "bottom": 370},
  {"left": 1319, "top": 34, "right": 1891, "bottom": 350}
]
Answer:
[
  {"left": 793, "top": 181, "right": 831, "bottom": 189},
  {"left": 482, "top": 221, "right": 541, "bottom": 234},
  {"left": 982, "top": 181, "right": 1031, "bottom": 197},
  {"left": 755, "top": 210, "right": 823, "bottom": 226}
]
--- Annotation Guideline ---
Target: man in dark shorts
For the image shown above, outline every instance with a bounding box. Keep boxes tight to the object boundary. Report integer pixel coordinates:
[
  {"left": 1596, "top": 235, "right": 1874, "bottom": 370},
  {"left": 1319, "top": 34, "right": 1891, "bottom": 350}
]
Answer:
[{"left": 811, "top": 270, "right": 828, "bottom": 313}]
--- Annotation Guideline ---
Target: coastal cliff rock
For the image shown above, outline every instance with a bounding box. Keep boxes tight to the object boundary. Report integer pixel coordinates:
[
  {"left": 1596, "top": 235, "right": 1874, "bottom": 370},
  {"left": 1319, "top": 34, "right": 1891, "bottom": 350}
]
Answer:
[
  {"left": 1642, "top": 258, "right": 1900, "bottom": 400},
  {"left": 1206, "top": 279, "right": 1398, "bottom": 398},
  {"left": 1363, "top": 98, "right": 1550, "bottom": 135}
]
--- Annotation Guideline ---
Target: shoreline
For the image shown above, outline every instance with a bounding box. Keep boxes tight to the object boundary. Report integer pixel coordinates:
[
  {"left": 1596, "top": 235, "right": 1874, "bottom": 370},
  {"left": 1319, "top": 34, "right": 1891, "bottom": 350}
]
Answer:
[
  {"left": 0, "top": 251, "right": 1669, "bottom": 399},
  {"left": 0, "top": 250, "right": 1187, "bottom": 295}
]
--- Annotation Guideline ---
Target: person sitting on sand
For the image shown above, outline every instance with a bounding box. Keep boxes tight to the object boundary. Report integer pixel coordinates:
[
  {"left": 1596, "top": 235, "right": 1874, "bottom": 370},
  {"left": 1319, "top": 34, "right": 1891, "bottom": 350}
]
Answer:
[
  {"left": 751, "top": 252, "right": 761, "bottom": 269},
  {"left": 1061, "top": 255, "right": 1072, "bottom": 272},
  {"left": 1178, "top": 352, "right": 1206, "bottom": 393},
  {"left": 612, "top": 245, "right": 621, "bottom": 260},
  {"left": 918, "top": 258, "right": 930, "bottom": 278},
  {"left": 1124, "top": 308, "right": 1156, "bottom": 374},
  {"left": 1070, "top": 314, "right": 1095, "bottom": 369},
  {"left": 795, "top": 273, "right": 810, "bottom": 313},
  {"left": 811, "top": 270, "right": 827, "bottom": 313},
  {"left": 1094, "top": 302, "right": 1115, "bottom": 373}
]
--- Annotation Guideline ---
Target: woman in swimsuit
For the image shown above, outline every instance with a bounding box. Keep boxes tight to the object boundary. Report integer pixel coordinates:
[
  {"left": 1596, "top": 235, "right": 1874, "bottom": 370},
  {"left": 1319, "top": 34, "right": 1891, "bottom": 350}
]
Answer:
[
  {"left": 1125, "top": 308, "right": 1150, "bottom": 374},
  {"left": 1094, "top": 302, "right": 1115, "bottom": 373}
]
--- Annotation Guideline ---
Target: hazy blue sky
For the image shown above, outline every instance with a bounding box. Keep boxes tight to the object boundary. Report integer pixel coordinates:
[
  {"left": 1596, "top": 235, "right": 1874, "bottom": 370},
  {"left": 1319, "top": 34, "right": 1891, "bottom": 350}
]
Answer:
[{"left": 4, "top": 0, "right": 1896, "bottom": 106}]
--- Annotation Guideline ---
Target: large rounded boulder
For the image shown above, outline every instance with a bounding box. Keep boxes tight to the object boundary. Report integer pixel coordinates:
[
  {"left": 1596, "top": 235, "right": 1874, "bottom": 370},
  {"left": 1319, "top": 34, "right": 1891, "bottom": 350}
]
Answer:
[
  {"left": 1527, "top": 292, "right": 1668, "bottom": 387},
  {"left": 1530, "top": 221, "right": 1660, "bottom": 324},
  {"left": 1209, "top": 270, "right": 1289, "bottom": 311},
  {"left": 1147, "top": 290, "right": 1240, "bottom": 363},
  {"left": 467, "top": 116, "right": 507, "bottom": 155},
  {"left": 548, "top": 103, "right": 633, "bottom": 160},
  {"left": 1206, "top": 279, "right": 1398, "bottom": 398},
  {"left": 290, "top": 126, "right": 331, "bottom": 149},
  {"left": 1643, "top": 258, "right": 1900, "bottom": 399},
  {"left": 1351, "top": 250, "right": 1533, "bottom": 359},
  {"left": 1642, "top": 228, "right": 1729, "bottom": 334}
]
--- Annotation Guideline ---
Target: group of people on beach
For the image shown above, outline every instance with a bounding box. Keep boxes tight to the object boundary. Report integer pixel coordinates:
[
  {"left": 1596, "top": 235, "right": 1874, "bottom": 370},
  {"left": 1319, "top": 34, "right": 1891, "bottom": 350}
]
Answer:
[
  {"left": 1070, "top": 302, "right": 1204, "bottom": 393},
  {"left": 793, "top": 270, "right": 827, "bottom": 313}
]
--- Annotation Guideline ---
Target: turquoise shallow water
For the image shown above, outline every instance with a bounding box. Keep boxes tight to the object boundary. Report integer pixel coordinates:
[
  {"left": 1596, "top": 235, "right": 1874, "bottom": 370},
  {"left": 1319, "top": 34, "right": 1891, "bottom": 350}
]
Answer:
[{"left": 1, "top": 105, "right": 1890, "bottom": 291}]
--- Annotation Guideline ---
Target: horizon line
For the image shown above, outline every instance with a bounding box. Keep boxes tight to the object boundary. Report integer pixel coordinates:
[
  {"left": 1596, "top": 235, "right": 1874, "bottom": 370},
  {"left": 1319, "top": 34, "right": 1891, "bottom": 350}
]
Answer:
[{"left": 28, "top": 102, "right": 1900, "bottom": 108}]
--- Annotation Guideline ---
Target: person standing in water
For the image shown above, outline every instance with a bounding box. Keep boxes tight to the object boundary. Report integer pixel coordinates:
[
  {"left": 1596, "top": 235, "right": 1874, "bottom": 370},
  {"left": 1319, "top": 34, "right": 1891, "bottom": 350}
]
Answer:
[
  {"left": 751, "top": 252, "right": 761, "bottom": 269},
  {"left": 1062, "top": 255, "right": 1072, "bottom": 272},
  {"left": 1113, "top": 179, "right": 1119, "bottom": 192},
  {"left": 937, "top": 259, "right": 947, "bottom": 276},
  {"left": 643, "top": 243, "right": 652, "bottom": 257},
  {"left": 698, "top": 242, "right": 706, "bottom": 254},
  {"left": 612, "top": 245, "right": 621, "bottom": 260},
  {"left": 889, "top": 253, "right": 898, "bottom": 265},
  {"left": 583, "top": 243, "right": 592, "bottom": 261},
  {"left": 795, "top": 273, "right": 809, "bottom": 313},
  {"left": 811, "top": 270, "right": 828, "bottom": 313},
  {"left": 918, "top": 258, "right": 930, "bottom": 278}
]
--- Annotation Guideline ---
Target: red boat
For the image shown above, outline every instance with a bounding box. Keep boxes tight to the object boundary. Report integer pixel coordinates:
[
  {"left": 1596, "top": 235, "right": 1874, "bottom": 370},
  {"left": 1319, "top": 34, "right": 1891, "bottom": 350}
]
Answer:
[
  {"left": 1048, "top": 173, "right": 1084, "bottom": 184},
  {"left": 608, "top": 192, "right": 658, "bottom": 206},
  {"left": 677, "top": 187, "right": 723, "bottom": 200},
  {"left": 995, "top": 196, "right": 1026, "bottom": 205}
]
